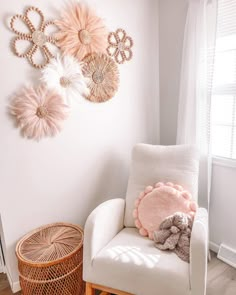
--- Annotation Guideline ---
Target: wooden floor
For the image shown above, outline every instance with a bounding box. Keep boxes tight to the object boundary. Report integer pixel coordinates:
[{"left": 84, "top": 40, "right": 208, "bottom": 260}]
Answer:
[
  {"left": 207, "top": 252, "right": 236, "bottom": 295},
  {"left": 0, "top": 272, "right": 20, "bottom": 295},
  {"left": 1, "top": 252, "right": 235, "bottom": 295}
]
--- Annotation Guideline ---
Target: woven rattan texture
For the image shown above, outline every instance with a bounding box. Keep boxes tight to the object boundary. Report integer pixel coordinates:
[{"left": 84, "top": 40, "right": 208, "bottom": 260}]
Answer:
[{"left": 16, "top": 223, "right": 84, "bottom": 295}]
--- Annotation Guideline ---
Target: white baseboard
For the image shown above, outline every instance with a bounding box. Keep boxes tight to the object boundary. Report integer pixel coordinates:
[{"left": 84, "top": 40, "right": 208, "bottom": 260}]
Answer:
[
  {"left": 210, "top": 241, "right": 236, "bottom": 269},
  {"left": 218, "top": 244, "right": 236, "bottom": 268},
  {"left": 6, "top": 267, "right": 21, "bottom": 294},
  {"left": 210, "top": 241, "right": 220, "bottom": 253}
]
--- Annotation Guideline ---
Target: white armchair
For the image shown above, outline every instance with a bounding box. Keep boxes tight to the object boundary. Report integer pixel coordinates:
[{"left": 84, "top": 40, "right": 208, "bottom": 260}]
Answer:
[{"left": 83, "top": 144, "right": 208, "bottom": 295}]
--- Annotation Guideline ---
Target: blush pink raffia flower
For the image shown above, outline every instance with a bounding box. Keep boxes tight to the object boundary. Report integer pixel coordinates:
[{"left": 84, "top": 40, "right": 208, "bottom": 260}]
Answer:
[
  {"left": 55, "top": 2, "right": 108, "bottom": 61},
  {"left": 10, "top": 84, "right": 69, "bottom": 140}
]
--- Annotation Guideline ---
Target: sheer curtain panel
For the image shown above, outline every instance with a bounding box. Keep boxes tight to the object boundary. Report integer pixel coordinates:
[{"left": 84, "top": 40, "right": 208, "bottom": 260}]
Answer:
[{"left": 176, "top": 0, "right": 218, "bottom": 209}]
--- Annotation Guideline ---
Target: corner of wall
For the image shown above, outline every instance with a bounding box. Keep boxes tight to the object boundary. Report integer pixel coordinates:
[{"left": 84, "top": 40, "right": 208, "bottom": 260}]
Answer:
[{"left": 1, "top": 215, "right": 20, "bottom": 292}]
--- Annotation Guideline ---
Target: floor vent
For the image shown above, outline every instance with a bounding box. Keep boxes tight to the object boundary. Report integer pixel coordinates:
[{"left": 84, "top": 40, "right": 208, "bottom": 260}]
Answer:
[{"left": 217, "top": 244, "right": 236, "bottom": 268}]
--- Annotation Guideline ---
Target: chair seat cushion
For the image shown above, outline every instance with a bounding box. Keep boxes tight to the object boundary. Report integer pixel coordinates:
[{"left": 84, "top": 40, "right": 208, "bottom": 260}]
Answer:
[{"left": 89, "top": 228, "right": 190, "bottom": 295}]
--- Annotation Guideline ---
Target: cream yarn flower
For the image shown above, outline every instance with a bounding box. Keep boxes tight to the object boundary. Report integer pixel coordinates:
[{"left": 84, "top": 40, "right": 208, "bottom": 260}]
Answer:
[
  {"left": 10, "top": 84, "right": 69, "bottom": 141},
  {"left": 41, "top": 55, "right": 89, "bottom": 103}
]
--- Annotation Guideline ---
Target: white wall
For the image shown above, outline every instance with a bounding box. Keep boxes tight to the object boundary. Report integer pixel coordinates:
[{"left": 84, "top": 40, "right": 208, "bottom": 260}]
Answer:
[
  {"left": 159, "top": 0, "right": 188, "bottom": 145},
  {"left": 0, "top": 0, "right": 159, "bottom": 291},
  {"left": 210, "top": 162, "right": 236, "bottom": 251},
  {"left": 159, "top": 0, "right": 236, "bottom": 253}
]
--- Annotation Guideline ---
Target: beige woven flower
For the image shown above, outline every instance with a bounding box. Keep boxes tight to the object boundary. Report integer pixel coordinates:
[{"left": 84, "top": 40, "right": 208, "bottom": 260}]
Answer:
[
  {"left": 107, "top": 28, "right": 133, "bottom": 64},
  {"left": 82, "top": 53, "right": 119, "bottom": 103},
  {"left": 10, "top": 6, "right": 58, "bottom": 68}
]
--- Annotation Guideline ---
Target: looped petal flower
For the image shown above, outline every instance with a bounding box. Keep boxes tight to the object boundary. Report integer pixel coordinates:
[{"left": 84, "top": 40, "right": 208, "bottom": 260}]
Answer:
[
  {"left": 13, "top": 37, "right": 34, "bottom": 58},
  {"left": 82, "top": 53, "right": 119, "bottom": 103},
  {"left": 41, "top": 54, "right": 90, "bottom": 104},
  {"left": 10, "top": 6, "right": 59, "bottom": 68},
  {"left": 55, "top": 2, "right": 108, "bottom": 61},
  {"left": 107, "top": 28, "right": 134, "bottom": 64},
  {"left": 10, "top": 84, "right": 69, "bottom": 140}
]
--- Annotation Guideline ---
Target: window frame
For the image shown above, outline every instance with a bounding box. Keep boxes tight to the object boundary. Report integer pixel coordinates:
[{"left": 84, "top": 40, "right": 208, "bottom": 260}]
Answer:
[{"left": 213, "top": 155, "right": 236, "bottom": 168}]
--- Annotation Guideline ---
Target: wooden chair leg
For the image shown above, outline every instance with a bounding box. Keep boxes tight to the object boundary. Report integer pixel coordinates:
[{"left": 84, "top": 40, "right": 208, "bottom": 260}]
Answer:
[
  {"left": 90, "top": 283, "right": 132, "bottom": 295},
  {"left": 86, "top": 282, "right": 131, "bottom": 295},
  {"left": 86, "top": 282, "right": 95, "bottom": 295}
]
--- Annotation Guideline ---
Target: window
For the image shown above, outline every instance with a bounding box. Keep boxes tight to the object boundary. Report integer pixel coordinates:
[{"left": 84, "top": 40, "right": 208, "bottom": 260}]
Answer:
[{"left": 211, "top": 0, "right": 236, "bottom": 159}]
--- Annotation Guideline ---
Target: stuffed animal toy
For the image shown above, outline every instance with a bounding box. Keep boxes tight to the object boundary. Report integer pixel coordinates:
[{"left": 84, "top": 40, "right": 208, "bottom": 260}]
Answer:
[{"left": 153, "top": 212, "right": 193, "bottom": 262}]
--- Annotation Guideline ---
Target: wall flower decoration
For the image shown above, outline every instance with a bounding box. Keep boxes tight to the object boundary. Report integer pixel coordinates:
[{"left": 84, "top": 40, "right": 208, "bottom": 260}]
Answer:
[
  {"left": 55, "top": 2, "right": 108, "bottom": 61},
  {"left": 41, "top": 55, "right": 89, "bottom": 104},
  {"left": 10, "top": 84, "right": 69, "bottom": 141},
  {"left": 82, "top": 53, "right": 119, "bottom": 103},
  {"left": 10, "top": 6, "right": 58, "bottom": 69},
  {"left": 107, "top": 28, "right": 133, "bottom": 64}
]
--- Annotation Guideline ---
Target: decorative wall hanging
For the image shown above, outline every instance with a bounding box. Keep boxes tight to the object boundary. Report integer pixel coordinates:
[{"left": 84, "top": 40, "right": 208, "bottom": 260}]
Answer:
[
  {"left": 107, "top": 28, "right": 133, "bottom": 64},
  {"left": 55, "top": 3, "right": 108, "bottom": 61},
  {"left": 10, "top": 6, "right": 58, "bottom": 69},
  {"left": 41, "top": 55, "right": 89, "bottom": 104},
  {"left": 8, "top": 4, "right": 134, "bottom": 141},
  {"left": 10, "top": 84, "right": 69, "bottom": 140},
  {"left": 82, "top": 53, "right": 119, "bottom": 103}
]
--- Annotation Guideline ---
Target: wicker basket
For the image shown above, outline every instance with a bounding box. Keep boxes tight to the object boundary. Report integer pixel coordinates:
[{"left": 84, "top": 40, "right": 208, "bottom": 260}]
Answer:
[{"left": 16, "top": 223, "right": 84, "bottom": 295}]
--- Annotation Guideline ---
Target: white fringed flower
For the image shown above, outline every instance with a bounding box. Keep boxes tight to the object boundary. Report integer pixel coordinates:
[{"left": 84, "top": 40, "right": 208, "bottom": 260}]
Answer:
[{"left": 41, "top": 55, "right": 89, "bottom": 103}]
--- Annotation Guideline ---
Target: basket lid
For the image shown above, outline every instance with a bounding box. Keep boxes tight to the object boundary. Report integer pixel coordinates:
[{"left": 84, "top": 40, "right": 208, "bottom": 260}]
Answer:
[{"left": 16, "top": 223, "right": 83, "bottom": 264}]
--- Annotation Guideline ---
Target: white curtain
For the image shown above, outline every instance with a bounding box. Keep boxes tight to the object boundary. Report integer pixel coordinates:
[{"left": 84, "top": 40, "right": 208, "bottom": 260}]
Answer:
[{"left": 177, "top": 0, "right": 218, "bottom": 209}]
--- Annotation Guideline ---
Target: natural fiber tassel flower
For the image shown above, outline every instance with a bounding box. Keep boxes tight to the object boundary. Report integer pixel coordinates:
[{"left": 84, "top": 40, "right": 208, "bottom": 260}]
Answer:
[
  {"left": 10, "top": 84, "right": 69, "bottom": 140},
  {"left": 55, "top": 2, "right": 108, "bottom": 61},
  {"left": 82, "top": 53, "right": 119, "bottom": 103},
  {"left": 41, "top": 55, "right": 90, "bottom": 104}
]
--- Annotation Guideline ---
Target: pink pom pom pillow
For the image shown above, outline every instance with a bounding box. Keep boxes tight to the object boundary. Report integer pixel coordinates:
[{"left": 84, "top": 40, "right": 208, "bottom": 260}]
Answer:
[{"left": 133, "top": 182, "right": 198, "bottom": 240}]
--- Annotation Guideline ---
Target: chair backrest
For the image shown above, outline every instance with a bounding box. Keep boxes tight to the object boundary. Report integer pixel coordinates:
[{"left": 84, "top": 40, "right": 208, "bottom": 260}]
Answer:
[{"left": 124, "top": 144, "right": 199, "bottom": 227}]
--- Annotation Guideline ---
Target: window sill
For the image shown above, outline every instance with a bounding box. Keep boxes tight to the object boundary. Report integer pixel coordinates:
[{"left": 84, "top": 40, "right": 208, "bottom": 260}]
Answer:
[{"left": 212, "top": 156, "right": 236, "bottom": 169}]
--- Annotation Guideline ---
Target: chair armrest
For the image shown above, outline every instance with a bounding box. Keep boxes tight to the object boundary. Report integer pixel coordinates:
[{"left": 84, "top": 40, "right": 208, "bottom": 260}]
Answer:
[
  {"left": 83, "top": 198, "right": 125, "bottom": 279},
  {"left": 190, "top": 207, "right": 208, "bottom": 295}
]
